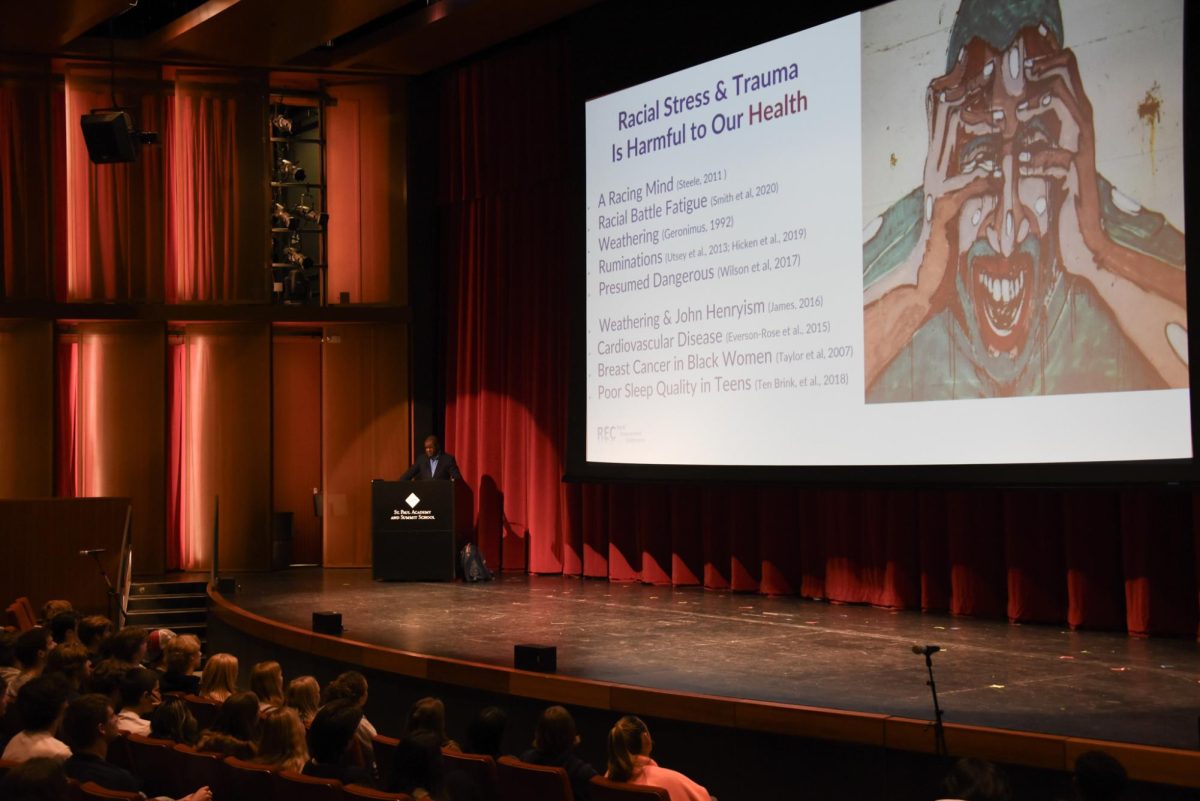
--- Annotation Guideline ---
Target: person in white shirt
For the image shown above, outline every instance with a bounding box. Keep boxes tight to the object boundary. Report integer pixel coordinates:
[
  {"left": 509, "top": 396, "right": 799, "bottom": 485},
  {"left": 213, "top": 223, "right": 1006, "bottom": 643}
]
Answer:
[
  {"left": 1, "top": 674, "right": 71, "bottom": 762},
  {"left": 113, "top": 667, "right": 160, "bottom": 737}
]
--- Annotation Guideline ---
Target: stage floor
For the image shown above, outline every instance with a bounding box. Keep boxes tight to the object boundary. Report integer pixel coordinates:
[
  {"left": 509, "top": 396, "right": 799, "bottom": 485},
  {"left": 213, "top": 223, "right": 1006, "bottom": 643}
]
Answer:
[{"left": 230, "top": 568, "right": 1200, "bottom": 750}]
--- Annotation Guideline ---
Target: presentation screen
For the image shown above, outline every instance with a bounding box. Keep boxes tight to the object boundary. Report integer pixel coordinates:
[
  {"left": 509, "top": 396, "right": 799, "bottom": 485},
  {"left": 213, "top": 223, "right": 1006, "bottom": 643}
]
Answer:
[{"left": 581, "top": 0, "right": 1191, "bottom": 474}]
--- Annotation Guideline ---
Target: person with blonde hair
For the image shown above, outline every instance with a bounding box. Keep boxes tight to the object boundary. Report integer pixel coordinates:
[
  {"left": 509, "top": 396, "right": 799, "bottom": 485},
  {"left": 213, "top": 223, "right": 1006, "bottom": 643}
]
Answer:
[
  {"left": 253, "top": 707, "right": 309, "bottom": 773},
  {"left": 605, "top": 716, "right": 711, "bottom": 801},
  {"left": 161, "top": 634, "right": 202, "bottom": 695},
  {"left": 285, "top": 675, "right": 320, "bottom": 726},
  {"left": 198, "top": 653, "right": 238, "bottom": 702},
  {"left": 249, "top": 661, "right": 284, "bottom": 712}
]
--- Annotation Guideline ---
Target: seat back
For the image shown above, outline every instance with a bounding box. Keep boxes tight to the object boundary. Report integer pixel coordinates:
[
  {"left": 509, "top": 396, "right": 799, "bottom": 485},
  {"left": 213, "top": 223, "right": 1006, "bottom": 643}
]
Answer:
[
  {"left": 372, "top": 734, "right": 400, "bottom": 779},
  {"left": 496, "top": 756, "right": 573, "bottom": 801},
  {"left": 442, "top": 750, "right": 499, "bottom": 801},
  {"left": 0, "top": 757, "right": 19, "bottom": 778},
  {"left": 277, "top": 769, "right": 344, "bottom": 801},
  {"left": 182, "top": 693, "right": 222, "bottom": 730},
  {"left": 344, "top": 785, "right": 415, "bottom": 801},
  {"left": 171, "top": 743, "right": 225, "bottom": 799},
  {"left": 223, "top": 756, "right": 278, "bottom": 801},
  {"left": 76, "top": 781, "right": 141, "bottom": 801},
  {"left": 123, "top": 733, "right": 176, "bottom": 797},
  {"left": 589, "top": 775, "right": 671, "bottom": 801},
  {"left": 5, "top": 597, "right": 36, "bottom": 631}
]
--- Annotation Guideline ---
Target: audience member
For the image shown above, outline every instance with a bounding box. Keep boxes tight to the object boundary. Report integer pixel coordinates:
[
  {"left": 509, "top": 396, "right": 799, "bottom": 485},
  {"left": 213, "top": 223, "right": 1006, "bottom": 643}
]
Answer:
[
  {"left": 1, "top": 675, "right": 71, "bottom": 763},
  {"left": 304, "top": 699, "right": 373, "bottom": 786},
  {"left": 249, "top": 661, "right": 285, "bottom": 712},
  {"left": 606, "top": 715, "right": 710, "bottom": 801},
  {"left": 40, "top": 602, "right": 72, "bottom": 627},
  {"left": 144, "top": 629, "right": 176, "bottom": 671},
  {"left": 61, "top": 693, "right": 212, "bottom": 801},
  {"left": 76, "top": 617, "right": 113, "bottom": 662},
  {"left": 196, "top": 690, "right": 258, "bottom": 759},
  {"left": 198, "top": 653, "right": 238, "bottom": 703},
  {"left": 285, "top": 675, "right": 320, "bottom": 726},
  {"left": 1072, "top": 751, "right": 1128, "bottom": 801},
  {"left": 388, "top": 730, "right": 446, "bottom": 800},
  {"left": 466, "top": 705, "right": 507, "bottom": 758},
  {"left": 0, "top": 756, "right": 70, "bottom": 801},
  {"left": 521, "top": 705, "right": 596, "bottom": 801},
  {"left": 47, "top": 614, "right": 78, "bottom": 649},
  {"left": 939, "top": 757, "right": 1011, "bottom": 801},
  {"left": 160, "top": 634, "right": 202, "bottom": 695},
  {"left": 149, "top": 696, "right": 199, "bottom": 745},
  {"left": 114, "top": 667, "right": 160, "bottom": 736},
  {"left": 0, "top": 630, "right": 20, "bottom": 686},
  {"left": 7, "top": 628, "right": 53, "bottom": 700},
  {"left": 60, "top": 694, "right": 141, "bottom": 793},
  {"left": 42, "top": 643, "right": 90, "bottom": 699},
  {"left": 101, "top": 627, "right": 149, "bottom": 670},
  {"left": 405, "top": 696, "right": 460, "bottom": 752},
  {"left": 85, "top": 660, "right": 126, "bottom": 711},
  {"left": 324, "top": 671, "right": 377, "bottom": 767},
  {"left": 253, "top": 706, "right": 309, "bottom": 773}
]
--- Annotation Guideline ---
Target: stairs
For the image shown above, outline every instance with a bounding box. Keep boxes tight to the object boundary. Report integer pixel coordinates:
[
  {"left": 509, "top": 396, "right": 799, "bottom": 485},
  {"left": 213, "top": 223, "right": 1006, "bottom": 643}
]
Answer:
[{"left": 126, "top": 578, "right": 208, "bottom": 646}]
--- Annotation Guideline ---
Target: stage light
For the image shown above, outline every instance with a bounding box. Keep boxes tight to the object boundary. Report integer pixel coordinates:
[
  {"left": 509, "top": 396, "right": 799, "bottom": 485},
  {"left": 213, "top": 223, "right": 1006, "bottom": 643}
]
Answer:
[
  {"left": 277, "top": 159, "right": 306, "bottom": 183},
  {"left": 271, "top": 113, "right": 294, "bottom": 136},
  {"left": 282, "top": 246, "right": 313, "bottom": 269},
  {"left": 271, "top": 202, "right": 299, "bottom": 231},
  {"left": 290, "top": 202, "right": 329, "bottom": 228}
]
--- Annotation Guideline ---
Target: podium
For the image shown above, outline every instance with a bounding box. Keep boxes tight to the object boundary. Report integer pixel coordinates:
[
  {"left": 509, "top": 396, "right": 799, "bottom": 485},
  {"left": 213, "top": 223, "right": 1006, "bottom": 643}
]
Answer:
[{"left": 371, "top": 480, "right": 456, "bottom": 581}]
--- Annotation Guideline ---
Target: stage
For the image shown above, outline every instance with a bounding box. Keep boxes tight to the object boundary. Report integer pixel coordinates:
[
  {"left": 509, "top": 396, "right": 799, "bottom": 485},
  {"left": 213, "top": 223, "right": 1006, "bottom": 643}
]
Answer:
[{"left": 227, "top": 568, "right": 1199, "bottom": 751}]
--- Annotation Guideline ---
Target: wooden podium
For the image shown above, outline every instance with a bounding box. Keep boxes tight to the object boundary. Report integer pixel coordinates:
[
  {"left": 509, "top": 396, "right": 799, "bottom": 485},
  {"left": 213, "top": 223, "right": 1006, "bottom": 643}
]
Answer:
[{"left": 370, "top": 480, "right": 457, "bottom": 581}]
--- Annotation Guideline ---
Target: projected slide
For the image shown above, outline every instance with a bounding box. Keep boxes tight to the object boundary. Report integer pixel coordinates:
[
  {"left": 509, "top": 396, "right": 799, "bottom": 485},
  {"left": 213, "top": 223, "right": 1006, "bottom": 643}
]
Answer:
[{"left": 584, "top": 0, "right": 1188, "bottom": 467}]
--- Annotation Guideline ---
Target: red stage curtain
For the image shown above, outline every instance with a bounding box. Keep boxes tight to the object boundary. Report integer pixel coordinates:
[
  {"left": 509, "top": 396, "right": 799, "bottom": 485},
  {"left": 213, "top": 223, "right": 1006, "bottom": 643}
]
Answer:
[
  {"left": 63, "top": 64, "right": 166, "bottom": 301},
  {"left": 0, "top": 321, "right": 54, "bottom": 498},
  {"left": 437, "top": 32, "right": 1199, "bottom": 636},
  {"left": 168, "top": 70, "right": 267, "bottom": 303},
  {"left": 0, "top": 59, "right": 56, "bottom": 300},
  {"left": 167, "top": 337, "right": 185, "bottom": 571},
  {"left": 55, "top": 337, "right": 78, "bottom": 498}
]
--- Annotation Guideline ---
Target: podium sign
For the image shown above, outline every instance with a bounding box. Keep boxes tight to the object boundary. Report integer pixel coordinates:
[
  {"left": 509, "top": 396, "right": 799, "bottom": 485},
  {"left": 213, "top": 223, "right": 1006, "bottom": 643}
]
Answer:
[{"left": 371, "top": 480, "right": 456, "bottom": 581}]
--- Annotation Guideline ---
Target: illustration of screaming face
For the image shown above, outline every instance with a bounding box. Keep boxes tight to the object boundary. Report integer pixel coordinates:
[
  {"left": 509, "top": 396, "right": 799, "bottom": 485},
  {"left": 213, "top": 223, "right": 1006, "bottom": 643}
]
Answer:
[{"left": 949, "top": 30, "right": 1067, "bottom": 387}]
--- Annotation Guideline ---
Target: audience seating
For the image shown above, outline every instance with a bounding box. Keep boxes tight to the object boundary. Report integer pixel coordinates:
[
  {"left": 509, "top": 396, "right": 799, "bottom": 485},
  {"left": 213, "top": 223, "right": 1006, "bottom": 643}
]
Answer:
[
  {"left": 182, "top": 694, "right": 222, "bottom": 730},
  {"left": 5, "top": 596, "right": 36, "bottom": 631},
  {"left": 372, "top": 733, "right": 400, "bottom": 778},
  {"left": 442, "top": 749, "right": 499, "bottom": 801},
  {"left": 171, "top": 743, "right": 225, "bottom": 799},
  {"left": 589, "top": 776, "right": 671, "bottom": 800},
  {"left": 123, "top": 733, "right": 177, "bottom": 797},
  {"left": 223, "top": 755, "right": 277, "bottom": 801},
  {"left": 0, "top": 757, "right": 17, "bottom": 778},
  {"left": 106, "top": 732, "right": 134, "bottom": 772},
  {"left": 344, "top": 785, "right": 416, "bottom": 801},
  {"left": 75, "top": 781, "right": 141, "bottom": 801},
  {"left": 496, "top": 755, "right": 573, "bottom": 801},
  {"left": 277, "top": 769, "right": 343, "bottom": 801}
]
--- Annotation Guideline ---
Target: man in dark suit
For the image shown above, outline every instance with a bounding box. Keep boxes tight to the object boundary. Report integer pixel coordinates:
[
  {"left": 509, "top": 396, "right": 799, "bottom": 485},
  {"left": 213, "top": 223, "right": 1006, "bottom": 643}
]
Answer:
[{"left": 401, "top": 435, "right": 462, "bottom": 481}]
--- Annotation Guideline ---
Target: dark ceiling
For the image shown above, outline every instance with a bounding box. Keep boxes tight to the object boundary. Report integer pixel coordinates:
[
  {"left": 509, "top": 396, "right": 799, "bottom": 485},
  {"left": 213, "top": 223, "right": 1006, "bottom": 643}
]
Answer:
[{"left": 0, "top": 0, "right": 601, "bottom": 75}]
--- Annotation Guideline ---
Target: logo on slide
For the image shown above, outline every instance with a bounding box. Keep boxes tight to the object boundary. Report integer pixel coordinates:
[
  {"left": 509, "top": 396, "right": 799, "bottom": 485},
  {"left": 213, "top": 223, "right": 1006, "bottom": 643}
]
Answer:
[{"left": 406, "top": 493, "right": 421, "bottom": 508}]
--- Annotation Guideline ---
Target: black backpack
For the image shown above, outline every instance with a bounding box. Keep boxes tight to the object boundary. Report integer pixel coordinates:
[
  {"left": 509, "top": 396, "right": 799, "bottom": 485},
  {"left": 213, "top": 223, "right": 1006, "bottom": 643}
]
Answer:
[{"left": 460, "top": 543, "right": 494, "bottom": 582}]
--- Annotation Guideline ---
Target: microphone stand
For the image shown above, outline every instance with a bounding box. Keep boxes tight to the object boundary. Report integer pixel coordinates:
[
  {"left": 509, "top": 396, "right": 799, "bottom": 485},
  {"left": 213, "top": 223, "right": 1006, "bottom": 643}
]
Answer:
[
  {"left": 85, "top": 551, "right": 119, "bottom": 626},
  {"left": 923, "top": 649, "right": 948, "bottom": 758}
]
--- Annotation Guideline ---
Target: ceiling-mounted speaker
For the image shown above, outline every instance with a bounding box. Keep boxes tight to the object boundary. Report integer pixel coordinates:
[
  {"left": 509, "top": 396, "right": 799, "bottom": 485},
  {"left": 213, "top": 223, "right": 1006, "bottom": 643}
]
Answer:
[{"left": 80, "top": 110, "right": 138, "bottom": 164}]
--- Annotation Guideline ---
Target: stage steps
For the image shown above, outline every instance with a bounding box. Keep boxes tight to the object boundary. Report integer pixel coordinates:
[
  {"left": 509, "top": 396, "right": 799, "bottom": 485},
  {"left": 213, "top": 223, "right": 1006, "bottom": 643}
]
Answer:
[{"left": 127, "top": 578, "right": 208, "bottom": 645}]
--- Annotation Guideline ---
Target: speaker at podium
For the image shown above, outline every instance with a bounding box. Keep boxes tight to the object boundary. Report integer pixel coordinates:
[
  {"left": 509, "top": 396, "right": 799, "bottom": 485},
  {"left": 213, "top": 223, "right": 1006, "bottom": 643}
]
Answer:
[{"left": 371, "top": 480, "right": 457, "bottom": 581}]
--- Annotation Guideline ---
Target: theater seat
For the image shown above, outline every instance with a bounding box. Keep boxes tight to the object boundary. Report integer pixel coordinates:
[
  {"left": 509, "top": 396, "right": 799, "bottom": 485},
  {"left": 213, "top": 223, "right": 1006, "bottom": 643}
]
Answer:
[
  {"left": 344, "top": 785, "right": 415, "bottom": 801},
  {"left": 182, "top": 694, "right": 222, "bottom": 730},
  {"left": 123, "top": 733, "right": 176, "bottom": 797},
  {"left": 5, "top": 597, "right": 36, "bottom": 631},
  {"left": 372, "top": 734, "right": 400, "bottom": 778},
  {"left": 171, "top": 743, "right": 224, "bottom": 799},
  {"left": 223, "top": 756, "right": 277, "bottom": 800},
  {"left": 496, "top": 755, "right": 573, "bottom": 801},
  {"left": 589, "top": 775, "right": 671, "bottom": 800},
  {"left": 442, "top": 749, "right": 498, "bottom": 801},
  {"left": 76, "top": 781, "right": 141, "bottom": 801},
  {"left": 277, "top": 769, "right": 343, "bottom": 801},
  {"left": 0, "top": 758, "right": 18, "bottom": 778}
]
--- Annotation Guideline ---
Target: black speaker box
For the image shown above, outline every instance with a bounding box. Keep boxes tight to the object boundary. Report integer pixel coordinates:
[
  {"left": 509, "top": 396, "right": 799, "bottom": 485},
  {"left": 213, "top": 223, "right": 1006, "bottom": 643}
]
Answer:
[
  {"left": 312, "top": 611, "right": 343, "bottom": 636},
  {"left": 514, "top": 643, "right": 556, "bottom": 673},
  {"left": 80, "top": 111, "right": 137, "bottom": 164}
]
